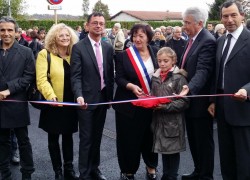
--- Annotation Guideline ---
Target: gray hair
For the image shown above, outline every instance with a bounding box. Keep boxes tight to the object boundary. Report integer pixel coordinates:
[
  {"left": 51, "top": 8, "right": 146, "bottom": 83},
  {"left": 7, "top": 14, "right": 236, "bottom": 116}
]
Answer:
[
  {"left": 114, "top": 22, "right": 121, "bottom": 29},
  {"left": 182, "top": 7, "right": 208, "bottom": 27},
  {"left": 172, "top": 26, "right": 182, "bottom": 33},
  {"left": 0, "top": 16, "right": 19, "bottom": 32}
]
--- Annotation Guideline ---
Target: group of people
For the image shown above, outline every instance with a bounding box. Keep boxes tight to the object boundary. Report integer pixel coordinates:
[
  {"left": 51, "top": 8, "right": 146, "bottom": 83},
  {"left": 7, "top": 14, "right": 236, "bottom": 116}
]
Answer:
[{"left": 1, "top": 1, "right": 250, "bottom": 180}]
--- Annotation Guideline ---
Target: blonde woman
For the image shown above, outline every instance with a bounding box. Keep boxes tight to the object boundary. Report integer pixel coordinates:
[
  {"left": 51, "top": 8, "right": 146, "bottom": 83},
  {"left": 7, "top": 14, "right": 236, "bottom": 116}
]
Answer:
[{"left": 36, "top": 23, "right": 79, "bottom": 180}]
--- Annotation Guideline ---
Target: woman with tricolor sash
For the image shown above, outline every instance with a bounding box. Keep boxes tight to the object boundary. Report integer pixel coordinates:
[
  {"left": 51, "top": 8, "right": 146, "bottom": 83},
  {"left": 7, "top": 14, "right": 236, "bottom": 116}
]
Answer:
[{"left": 113, "top": 24, "right": 159, "bottom": 180}]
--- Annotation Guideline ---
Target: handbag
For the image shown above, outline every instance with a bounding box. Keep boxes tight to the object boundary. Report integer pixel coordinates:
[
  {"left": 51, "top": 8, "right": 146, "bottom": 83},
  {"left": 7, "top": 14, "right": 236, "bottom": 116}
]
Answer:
[{"left": 27, "top": 50, "right": 51, "bottom": 110}]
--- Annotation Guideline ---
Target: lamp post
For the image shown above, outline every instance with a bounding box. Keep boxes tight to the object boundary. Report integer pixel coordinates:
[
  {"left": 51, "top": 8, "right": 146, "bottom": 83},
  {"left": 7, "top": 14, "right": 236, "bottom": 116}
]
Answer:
[{"left": 8, "top": 0, "right": 11, "bottom": 17}]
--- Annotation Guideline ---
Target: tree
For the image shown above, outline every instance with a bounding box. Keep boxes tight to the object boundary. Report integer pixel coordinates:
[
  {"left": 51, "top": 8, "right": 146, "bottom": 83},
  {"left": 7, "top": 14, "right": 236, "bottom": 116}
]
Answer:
[
  {"left": 208, "top": 0, "right": 226, "bottom": 20},
  {"left": 82, "top": 0, "right": 89, "bottom": 20},
  {"left": 236, "top": 0, "right": 250, "bottom": 18},
  {"left": 92, "top": 0, "right": 110, "bottom": 20},
  {"left": 0, "top": 0, "right": 25, "bottom": 19}
]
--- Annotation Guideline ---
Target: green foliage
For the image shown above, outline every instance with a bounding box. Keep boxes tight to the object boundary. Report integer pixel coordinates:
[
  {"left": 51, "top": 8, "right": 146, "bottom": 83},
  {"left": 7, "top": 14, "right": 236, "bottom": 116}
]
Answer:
[
  {"left": 0, "top": 0, "right": 25, "bottom": 19},
  {"left": 208, "top": 0, "right": 226, "bottom": 21},
  {"left": 82, "top": 0, "right": 89, "bottom": 20},
  {"left": 92, "top": 0, "right": 110, "bottom": 20}
]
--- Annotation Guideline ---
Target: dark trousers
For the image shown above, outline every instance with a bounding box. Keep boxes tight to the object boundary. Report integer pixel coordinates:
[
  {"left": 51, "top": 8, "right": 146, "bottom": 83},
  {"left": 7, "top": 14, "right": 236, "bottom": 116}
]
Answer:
[
  {"left": 0, "top": 127, "right": 34, "bottom": 175},
  {"left": 78, "top": 104, "right": 107, "bottom": 180},
  {"left": 161, "top": 153, "right": 180, "bottom": 180},
  {"left": 115, "top": 108, "right": 158, "bottom": 174},
  {"left": 10, "top": 129, "right": 18, "bottom": 157},
  {"left": 48, "top": 133, "right": 74, "bottom": 172},
  {"left": 216, "top": 97, "right": 250, "bottom": 180},
  {"left": 185, "top": 116, "right": 214, "bottom": 179}
]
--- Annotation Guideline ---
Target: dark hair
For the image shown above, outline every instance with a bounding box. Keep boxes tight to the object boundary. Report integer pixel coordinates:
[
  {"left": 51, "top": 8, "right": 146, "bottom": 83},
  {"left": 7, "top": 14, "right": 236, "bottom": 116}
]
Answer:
[
  {"left": 130, "top": 24, "right": 154, "bottom": 43},
  {"left": 0, "top": 16, "right": 18, "bottom": 32},
  {"left": 30, "top": 31, "right": 39, "bottom": 39},
  {"left": 87, "top": 12, "right": 105, "bottom": 23},
  {"left": 220, "top": 1, "right": 244, "bottom": 17},
  {"left": 246, "top": 19, "right": 250, "bottom": 30},
  {"left": 38, "top": 27, "right": 46, "bottom": 34}
]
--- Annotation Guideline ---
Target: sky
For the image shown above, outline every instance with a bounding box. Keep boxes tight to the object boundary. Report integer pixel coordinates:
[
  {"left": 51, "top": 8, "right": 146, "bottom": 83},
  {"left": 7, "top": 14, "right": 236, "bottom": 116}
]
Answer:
[{"left": 24, "top": 0, "right": 215, "bottom": 16}]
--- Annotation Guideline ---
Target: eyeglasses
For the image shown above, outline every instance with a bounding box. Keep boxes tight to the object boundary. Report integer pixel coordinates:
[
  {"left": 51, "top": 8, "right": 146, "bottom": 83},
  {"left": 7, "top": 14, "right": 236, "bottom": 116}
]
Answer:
[{"left": 90, "top": 21, "right": 105, "bottom": 27}]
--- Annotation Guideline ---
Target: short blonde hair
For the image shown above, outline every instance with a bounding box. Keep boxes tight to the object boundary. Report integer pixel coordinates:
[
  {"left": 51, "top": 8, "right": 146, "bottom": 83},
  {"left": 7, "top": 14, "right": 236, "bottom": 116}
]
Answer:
[
  {"left": 45, "top": 23, "right": 78, "bottom": 55},
  {"left": 157, "top": 47, "right": 177, "bottom": 64}
]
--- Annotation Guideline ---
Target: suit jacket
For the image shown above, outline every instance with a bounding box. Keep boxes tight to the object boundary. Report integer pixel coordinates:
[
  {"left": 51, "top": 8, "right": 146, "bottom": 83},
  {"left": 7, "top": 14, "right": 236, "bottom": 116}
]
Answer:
[
  {"left": 113, "top": 45, "right": 159, "bottom": 118},
  {"left": 70, "top": 37, "right": 114, "bottom": 110},
  {"left": 0, "top": 41, "right": 35, "bottom": 128},
  {"left": 215, "top": 28, "right": 250, "bottom": 126},
  {"left": 179, "top": 28, "right": 216, "bottom": 118}
]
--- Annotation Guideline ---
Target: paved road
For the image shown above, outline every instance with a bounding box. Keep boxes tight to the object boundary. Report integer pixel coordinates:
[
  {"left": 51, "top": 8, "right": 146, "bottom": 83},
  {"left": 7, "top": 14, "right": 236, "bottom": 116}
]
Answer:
[{"left": 10, "top": 106, "right": 222, "bottom": 180}]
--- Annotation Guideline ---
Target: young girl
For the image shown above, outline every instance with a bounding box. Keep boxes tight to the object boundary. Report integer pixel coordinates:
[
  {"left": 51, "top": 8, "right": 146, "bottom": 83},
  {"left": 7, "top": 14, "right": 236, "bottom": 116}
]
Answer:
[{"left": 151, "top": 47, "right": 189, "bottom": 180}]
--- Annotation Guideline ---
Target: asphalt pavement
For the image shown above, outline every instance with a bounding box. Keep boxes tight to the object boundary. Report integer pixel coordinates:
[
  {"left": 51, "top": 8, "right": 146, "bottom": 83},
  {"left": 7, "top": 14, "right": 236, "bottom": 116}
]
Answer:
[{"left": 10, "top": 105, "right": 222, "bottom": 180}]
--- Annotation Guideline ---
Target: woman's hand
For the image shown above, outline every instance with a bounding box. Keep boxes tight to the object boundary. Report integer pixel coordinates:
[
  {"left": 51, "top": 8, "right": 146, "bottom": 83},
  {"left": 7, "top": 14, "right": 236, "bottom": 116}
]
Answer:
[{"left": 126, "top": 83, "right": 143, "bottom": 97}]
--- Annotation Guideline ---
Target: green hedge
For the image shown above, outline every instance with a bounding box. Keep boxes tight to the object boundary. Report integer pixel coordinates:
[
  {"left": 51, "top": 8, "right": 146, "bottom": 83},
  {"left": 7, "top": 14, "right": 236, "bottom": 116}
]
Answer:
[{"left": 16, "top": 20, "right": 220, "bottom": 31}]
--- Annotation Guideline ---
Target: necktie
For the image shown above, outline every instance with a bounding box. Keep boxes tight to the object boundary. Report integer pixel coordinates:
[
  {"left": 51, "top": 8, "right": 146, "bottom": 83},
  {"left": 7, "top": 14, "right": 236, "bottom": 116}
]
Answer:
[
  {"left": 218, "top": 34, "right": 232, "bottom": 89},
  {"left": 94, "top": 42, "right": 105, "bottom": 90},
  {"left": 181, "top": 39, "right": 193, "bottom": 68}
]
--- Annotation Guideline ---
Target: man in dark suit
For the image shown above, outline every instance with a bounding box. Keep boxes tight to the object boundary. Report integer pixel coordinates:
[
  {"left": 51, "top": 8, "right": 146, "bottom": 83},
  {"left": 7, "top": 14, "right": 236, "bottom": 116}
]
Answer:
[
  {"left": 0, "top": 16, "right": 35, "bottom": 180},
  {"left": 178, "top": 7, "right": 216, "bottom": 180},
  {"left": 70, "top": 12, "right": 114, "bottom": 180},
  {"left": 208, "top": 1, "right": 250, "bottom": 179}
]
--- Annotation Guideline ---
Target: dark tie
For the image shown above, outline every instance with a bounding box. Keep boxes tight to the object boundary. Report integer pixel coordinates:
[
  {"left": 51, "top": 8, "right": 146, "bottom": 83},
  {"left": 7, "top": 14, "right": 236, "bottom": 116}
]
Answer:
[
  {"left": 94, "top": 42, "right": 105, "bottom": 89},
  {"left": 218, "top": 34, "right": 232, "bottom": 89},
  {"left": 181, "top": 39, "right": 193, "bottom": 69}
]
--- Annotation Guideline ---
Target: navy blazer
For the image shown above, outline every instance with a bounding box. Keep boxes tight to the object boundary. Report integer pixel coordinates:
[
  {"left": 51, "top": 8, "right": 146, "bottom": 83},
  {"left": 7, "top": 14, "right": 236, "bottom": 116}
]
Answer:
[
  {"left": 70, "top": 37, "right": 114, "bottom": 109},
  {"left": 215, "top": 28, "right": 250, "bottom": 126},
  {"left": 113, "top": 45, "right": 159, "bottom": 118},
  {"left": 179, "top": 28, "right": 216, "bottom": 118}
]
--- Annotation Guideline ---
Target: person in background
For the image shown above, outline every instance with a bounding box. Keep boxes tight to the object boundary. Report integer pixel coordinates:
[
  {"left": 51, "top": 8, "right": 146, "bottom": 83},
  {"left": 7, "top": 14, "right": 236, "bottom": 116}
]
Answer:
[
  {"left": 0, "top": 16, "right": 35, "bottom": 180},
  {"left": 214, "top": 24, "right": 225, "bottom": 39},
  {"left": 28, "top": 30, "right": 43, "bottom": 59},
  {"left": 150, "top": 28, "right": 166, "bottom": 49},
  {"left": 113, "top": 23, "right": 158, "bottom": 180},
  {"left": 79, "top": 22, "right": 88, "bottom": 40},
  {"left": 113, "top": 22, "right": 125, "bottom": 55},
  {"left": 165, "top": 26, "right": 187, "bottom": 64},
  {"left": 207, "top": 23, "right": 215, "bottom": 36},
  {"left": 16, "top": 27, "right": 29, "bottom": 47},
  {"left": 32, "top": 26, "right": 39, "bottom": 33},
  {"left": 245, "top": 19, "right": 250, "bottom": 31},
  {"left": 37, "top": 27, "right": 46, "bottom": 47},
  {"left": 36, "top": 23, "right": 79, "bottom": 180},
  {"left": 71, "top": 12, "right": 114, "bottom": 180},
  {"left": 208, "top": 1, "right": 250, "bottom": 179},
  {"left": 178, "top": 6, "right": 216, "bottom": 180},
  {"left": 165, "top": 26, "right": 173, "bottom": 42},
  {"left": 75, "top": 25, "right": 82, "bottom": 38},
  {"left": 151, "top": 47, "right": 189, "bottom": 180},
  {"left": 101, "top": 29, "right": 112, "bottom": 44}
]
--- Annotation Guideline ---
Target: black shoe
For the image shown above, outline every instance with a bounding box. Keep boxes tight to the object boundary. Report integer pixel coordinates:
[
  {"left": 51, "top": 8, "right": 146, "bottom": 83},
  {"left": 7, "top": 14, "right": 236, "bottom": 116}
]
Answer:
[
  {"left": 55, "top": 170, "right": 63, "bottom": 180},
  {"left": 120, "top": 173, "right": 135, "bottom": 180},
  {"left": 181, "top": 171, "right": 199, "bottom": 180},
  {"left": 22, "top": 173, "right": 31, "bottom": 180},
  {"left": 146, "top": 168, "right": 157, "bottom": 180},
  {"left": 64, "top": 170, "right": 79, "bottom": 180},
  {"left": 91, "top": 169, "right": 106, "bottom": 180}
]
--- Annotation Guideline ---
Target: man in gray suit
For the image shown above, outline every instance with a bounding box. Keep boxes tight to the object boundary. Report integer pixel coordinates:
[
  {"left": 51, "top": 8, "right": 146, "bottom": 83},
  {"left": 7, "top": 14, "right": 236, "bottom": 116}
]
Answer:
[
  {"left": 208, "top": 1, "right": 250, "bottom": 179},
  {"left": 0, "top": 16, "right": 35, "bottom": 180},
  {"left": 71, "top": 12, "right": 114, "bottom": 180}
]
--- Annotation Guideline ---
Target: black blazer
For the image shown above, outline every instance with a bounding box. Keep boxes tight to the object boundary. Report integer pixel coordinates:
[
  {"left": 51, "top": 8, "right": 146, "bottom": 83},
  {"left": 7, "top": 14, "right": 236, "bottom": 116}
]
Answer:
[
  {"left": 70, "top": 37, "right": 114, "bottom": 109},
  {"left": 215, "top": 28, "right": 250, "bottom": 126},
  {"left": 179, "top": 28, "right": 216, "bottom": 118},
  {"left": 113, "top": 45, "right": 159, "bottom": 118},
  {"left": 0, "top": 41, "right": 35, "bottom": 128}
]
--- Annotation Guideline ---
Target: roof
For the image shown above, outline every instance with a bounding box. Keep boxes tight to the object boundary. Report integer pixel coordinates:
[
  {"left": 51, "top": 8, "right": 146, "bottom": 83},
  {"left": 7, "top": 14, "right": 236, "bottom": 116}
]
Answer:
[{"left": 110, "top": 10, "right": 182, "bottom": 21}]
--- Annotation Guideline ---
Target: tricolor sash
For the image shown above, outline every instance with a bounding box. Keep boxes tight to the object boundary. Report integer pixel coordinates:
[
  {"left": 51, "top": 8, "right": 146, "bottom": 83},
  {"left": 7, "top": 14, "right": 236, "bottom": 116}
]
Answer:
[{"left": 126, "top": 45, "right": 151, "bottom": 94}]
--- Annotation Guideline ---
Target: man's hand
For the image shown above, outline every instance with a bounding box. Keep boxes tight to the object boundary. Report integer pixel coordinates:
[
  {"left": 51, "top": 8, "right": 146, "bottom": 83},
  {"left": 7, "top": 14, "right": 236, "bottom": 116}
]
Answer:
[
  {"left": 233, "top": 89, "right": 248, "bottom": 102},
  {"left": 77, "top": 97, "right": 87, "bottom": 109},
  {"left": 127, "top": 83, "right": 144, "bottom": 97},
  {"left": 0, "top": 89, "right": 10, "bottom": 100},
  {"left": 179, "top": 85, "right": 189, "bottom": 96},
  {"left": 208, "top": 103, "right": 215, "bottom": 118}
]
